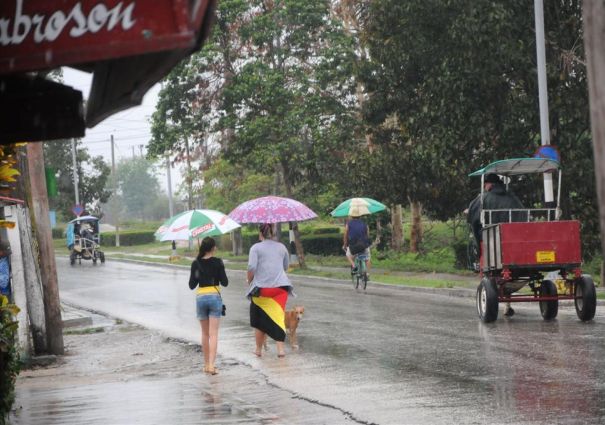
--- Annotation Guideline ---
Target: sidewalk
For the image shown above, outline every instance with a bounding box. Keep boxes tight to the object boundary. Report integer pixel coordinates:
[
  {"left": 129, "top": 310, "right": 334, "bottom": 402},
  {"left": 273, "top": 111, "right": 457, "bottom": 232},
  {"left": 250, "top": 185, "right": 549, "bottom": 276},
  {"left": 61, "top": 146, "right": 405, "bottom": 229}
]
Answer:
[{"left": 10, "top": 306, "right": 356, "bottom": 425}]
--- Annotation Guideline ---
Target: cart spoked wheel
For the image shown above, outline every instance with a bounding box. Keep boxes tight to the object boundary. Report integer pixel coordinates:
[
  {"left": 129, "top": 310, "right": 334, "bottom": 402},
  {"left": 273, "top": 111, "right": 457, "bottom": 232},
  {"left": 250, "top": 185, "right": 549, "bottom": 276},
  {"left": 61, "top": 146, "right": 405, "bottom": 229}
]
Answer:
[
  {"left": 477, "top": 277, "right": 498, "bottom": 323},
  {"left": 575, "top": 275, "right": 596, "bottom": 322},
  {"left": 539, "top": 280, "right": 558, "bottom": 321}
]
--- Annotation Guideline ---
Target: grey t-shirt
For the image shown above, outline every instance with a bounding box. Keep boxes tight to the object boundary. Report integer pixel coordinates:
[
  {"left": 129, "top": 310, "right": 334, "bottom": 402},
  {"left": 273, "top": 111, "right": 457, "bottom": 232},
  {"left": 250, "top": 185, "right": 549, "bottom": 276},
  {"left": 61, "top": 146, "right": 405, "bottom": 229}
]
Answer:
[{"left": 246, "top": 240, "right": 291, "bottom": 295}]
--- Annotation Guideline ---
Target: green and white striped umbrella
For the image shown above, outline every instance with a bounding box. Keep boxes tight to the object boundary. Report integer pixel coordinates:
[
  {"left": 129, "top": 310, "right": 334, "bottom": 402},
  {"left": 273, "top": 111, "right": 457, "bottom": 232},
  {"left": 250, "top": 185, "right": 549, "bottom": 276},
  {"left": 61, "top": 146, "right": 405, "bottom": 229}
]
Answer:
[
  {"left": 154, "top": 209, "right": 241, "bottom": 241},
  {"left": 330, "top": 197, "right": 387, "bottom": 218}
]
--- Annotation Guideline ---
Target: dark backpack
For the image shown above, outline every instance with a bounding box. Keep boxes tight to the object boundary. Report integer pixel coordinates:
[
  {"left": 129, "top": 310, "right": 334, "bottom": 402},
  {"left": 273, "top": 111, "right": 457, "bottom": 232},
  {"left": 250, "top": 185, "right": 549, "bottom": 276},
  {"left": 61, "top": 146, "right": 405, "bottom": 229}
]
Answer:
[{"left": 349, "top": 238, "right": 369, "bottom": 255}]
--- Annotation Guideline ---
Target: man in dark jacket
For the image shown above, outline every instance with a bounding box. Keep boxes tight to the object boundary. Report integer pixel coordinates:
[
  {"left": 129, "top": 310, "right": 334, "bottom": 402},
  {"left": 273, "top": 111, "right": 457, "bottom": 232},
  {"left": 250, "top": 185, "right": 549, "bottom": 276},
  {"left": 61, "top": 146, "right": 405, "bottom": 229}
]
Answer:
[
  {"left": 467, "top": 173, "right": 524, "bottom": 243},
  {"left": 466, "top": 173, "right": 525, "bottom": 317}
]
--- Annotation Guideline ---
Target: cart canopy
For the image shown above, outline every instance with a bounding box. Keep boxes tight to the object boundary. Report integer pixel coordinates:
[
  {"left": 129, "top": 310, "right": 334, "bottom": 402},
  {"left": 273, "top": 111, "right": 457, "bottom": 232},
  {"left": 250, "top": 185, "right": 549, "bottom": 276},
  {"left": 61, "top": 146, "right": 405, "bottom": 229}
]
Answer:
[
  {"left": 69, "top": 215, "right": 100, "bottom": 223},
  {"left": 469, "top": 158, "right": 560, "bottom": 177}
]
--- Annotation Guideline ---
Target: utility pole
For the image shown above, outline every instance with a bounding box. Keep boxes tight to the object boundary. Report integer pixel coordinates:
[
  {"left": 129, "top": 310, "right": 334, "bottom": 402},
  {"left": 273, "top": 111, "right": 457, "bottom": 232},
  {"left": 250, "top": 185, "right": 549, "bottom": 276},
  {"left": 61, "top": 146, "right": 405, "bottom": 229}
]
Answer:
[
  {"left": 583, "top": 0, "right": 605, "bottom": 257},
  {"left": 184, "top": 137, "right": 193, "bottom": 250},
  {"left": 71, "top": 139, "right": 79, "bottom": 205},
  {"left": 534, "top": 0, "right": 554, "bottom": 205},
  {"left": 166, "top": 152, "right": 176, "bottom": 256},
  {"left": 111, "top": 135, "right": 120, "bottom": 246},
  {"left": 184, "top": 136, "right": 193, "bottom": 211},
  {"left": 166, "top": 153, "right": 174, "bottom": 217},
  {"left": 26, "top": 143, "right": 64, "bottom": 355}
]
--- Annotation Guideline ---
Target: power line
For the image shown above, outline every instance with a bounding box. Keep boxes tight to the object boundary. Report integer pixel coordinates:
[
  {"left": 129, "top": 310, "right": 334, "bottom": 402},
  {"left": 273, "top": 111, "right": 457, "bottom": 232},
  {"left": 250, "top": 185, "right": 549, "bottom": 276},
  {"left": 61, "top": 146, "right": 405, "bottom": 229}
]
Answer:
[{"left": 82, "top": 134, "right": 152, "bottom": 144}]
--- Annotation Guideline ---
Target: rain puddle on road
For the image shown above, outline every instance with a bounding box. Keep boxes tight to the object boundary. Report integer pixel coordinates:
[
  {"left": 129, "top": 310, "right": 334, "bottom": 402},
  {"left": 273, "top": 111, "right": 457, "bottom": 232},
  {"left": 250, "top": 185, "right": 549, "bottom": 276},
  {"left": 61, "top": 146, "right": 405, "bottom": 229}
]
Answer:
[{"left": 11, "top": 318, "right": 355, "bottom": 425}]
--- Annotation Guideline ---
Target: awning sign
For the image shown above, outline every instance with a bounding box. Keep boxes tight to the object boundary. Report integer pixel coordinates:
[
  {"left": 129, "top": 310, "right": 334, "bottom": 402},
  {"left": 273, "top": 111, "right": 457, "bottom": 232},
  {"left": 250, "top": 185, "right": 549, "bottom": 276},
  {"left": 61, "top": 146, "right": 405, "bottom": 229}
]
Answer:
[{"left": 0, "top": 0, "right": 211, "bottom": 74}]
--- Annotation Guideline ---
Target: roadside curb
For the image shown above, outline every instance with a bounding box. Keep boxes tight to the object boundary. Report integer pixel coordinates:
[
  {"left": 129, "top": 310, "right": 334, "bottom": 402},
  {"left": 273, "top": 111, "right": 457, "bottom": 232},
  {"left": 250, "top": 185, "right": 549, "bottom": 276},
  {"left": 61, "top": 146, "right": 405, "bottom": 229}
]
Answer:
[
  {"left": 90, "top": 255, "right": 605, "bottom": 305},
  {"left": 94, "top": 255, "right": 479, "bottom": 299}
]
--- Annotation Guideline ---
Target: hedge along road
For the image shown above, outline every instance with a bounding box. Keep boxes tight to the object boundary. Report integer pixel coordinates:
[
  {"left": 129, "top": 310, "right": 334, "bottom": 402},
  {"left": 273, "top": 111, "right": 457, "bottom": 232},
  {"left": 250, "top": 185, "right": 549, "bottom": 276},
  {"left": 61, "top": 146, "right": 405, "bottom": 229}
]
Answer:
[{"left": 56, "top": 259, "right": 605, "bottom": 425}]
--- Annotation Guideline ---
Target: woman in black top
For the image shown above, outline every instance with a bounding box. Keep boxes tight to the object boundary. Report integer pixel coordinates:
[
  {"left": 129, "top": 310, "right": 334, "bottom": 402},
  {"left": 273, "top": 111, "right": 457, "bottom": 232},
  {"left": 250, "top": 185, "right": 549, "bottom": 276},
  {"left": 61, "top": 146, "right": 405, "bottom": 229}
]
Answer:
[{"left": 189, "top": 237, "right": 228, "bottom": 375}]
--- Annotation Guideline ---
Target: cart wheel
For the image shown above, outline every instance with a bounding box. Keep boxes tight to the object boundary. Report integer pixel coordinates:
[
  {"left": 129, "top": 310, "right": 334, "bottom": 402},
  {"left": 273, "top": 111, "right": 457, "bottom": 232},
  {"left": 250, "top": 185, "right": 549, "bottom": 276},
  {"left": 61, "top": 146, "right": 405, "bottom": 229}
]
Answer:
[
  {"left": 539, "top": 280, "right": 558, "bottom": 321},
  {"left": 477, "top": 277, "right": 498, "bottom": 323},
  {"left": 100, "top": 252, "right": 105, "bottom": 264},
  {"left": 575, "top": 275, "right": 596, "bottom": 322},
  {"left": 92, "top": 258, "right": 97, "bottom": 265},
  {"left": 69, "top": 252, "right": 76, "bottom": 266}
]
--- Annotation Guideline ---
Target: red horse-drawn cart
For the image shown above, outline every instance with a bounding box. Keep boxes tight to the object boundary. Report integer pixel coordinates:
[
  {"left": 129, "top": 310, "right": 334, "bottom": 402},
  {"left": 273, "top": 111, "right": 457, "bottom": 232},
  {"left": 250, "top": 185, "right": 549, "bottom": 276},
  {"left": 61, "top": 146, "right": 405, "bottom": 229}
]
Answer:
[{"left": 471, "top": 158, "right": 597, "bottom": 323}]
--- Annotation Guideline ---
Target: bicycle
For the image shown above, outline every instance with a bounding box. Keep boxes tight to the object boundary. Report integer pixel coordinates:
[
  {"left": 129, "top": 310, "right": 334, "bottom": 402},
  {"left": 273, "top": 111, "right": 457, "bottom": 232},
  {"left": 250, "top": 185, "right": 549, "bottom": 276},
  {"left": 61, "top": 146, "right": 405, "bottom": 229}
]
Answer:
[{"left": 351, "top": 253, "right": 369, "bottom": 290}]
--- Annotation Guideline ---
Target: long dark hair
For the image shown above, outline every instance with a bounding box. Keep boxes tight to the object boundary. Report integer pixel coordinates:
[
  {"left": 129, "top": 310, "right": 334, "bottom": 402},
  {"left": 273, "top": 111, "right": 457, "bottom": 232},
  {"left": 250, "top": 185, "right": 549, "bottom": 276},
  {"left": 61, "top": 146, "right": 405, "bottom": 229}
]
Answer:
[
  {"left": 197, "top": 237, "right": 216, "bottom": 260},
  {"left": 259, "top": 223, "right": 273, "bottom": 239}
]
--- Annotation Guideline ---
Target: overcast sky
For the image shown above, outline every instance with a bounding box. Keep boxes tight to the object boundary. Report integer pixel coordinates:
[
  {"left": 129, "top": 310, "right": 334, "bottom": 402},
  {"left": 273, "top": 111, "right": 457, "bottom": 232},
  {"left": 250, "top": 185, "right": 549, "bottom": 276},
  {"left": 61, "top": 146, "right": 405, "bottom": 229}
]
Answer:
[{"left": 62, "top": 67, "right": 178, "bottom": 193}]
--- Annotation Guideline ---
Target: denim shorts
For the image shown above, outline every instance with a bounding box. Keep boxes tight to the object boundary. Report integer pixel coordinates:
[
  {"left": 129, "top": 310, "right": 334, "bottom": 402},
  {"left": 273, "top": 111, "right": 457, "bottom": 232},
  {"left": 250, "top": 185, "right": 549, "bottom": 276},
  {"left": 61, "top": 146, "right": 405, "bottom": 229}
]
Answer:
[{"left": 196, "top": 294, "right": 222, "bottom": 320}]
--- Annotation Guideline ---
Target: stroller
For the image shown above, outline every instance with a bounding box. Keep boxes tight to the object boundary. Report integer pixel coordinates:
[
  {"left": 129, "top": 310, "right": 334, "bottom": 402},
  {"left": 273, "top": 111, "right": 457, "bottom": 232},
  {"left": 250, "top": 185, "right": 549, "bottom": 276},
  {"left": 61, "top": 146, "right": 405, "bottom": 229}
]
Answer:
[{"left": 67, "top": 215, "right": 105, "bottom": 265}]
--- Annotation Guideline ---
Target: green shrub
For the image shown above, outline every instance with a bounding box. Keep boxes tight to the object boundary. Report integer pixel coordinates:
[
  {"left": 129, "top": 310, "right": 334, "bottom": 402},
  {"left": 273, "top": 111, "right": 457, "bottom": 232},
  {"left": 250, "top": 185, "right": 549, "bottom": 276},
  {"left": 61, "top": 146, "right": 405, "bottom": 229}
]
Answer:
[
  {"left": 0, "top": 296, "right": 20, "bottom": 424},
  {"left": 310, "top": 227, "right": 340, "bottom": 235},
  {"left": 452, "top": 239, "right": 470, "bottom": 270},
  {"left": 52, "top": 227, "right": 65, "bottom": 239},
  {"left": 300, "top": 234, "right": 342, "bottom": 256},
  {"left": 100, "top": 231, "right": 156, "bottom": 246},
  {"left": 217, "top": 233, "right": 342, "bottom": 256}
]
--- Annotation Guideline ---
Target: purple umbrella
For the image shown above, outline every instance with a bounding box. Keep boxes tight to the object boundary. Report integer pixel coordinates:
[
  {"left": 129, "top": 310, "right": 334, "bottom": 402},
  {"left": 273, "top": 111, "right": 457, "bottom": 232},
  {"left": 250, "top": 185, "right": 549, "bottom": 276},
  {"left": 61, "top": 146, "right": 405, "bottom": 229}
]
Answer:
[{"left": 228, "top": 196, "right": 318, "bottom": 224}]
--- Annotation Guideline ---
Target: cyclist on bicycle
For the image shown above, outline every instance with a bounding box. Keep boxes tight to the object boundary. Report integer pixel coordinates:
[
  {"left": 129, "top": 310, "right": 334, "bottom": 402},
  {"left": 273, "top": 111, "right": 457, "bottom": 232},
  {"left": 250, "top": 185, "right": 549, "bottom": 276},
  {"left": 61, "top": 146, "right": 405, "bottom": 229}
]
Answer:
[{"left": 343, "top": 215, "right": 371, "bottom": 274}]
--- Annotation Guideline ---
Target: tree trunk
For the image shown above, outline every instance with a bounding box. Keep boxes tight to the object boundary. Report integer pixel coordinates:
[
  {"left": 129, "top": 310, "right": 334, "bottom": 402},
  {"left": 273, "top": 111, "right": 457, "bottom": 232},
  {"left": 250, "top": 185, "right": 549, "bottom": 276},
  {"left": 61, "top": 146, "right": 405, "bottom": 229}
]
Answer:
[
  {"left": 275, "top": 222, "right": 282, "bottom": 244},
  {"left": 281, "top": 165, "right": 307, "bottom": 269},
  {"left": 409, "top": 201, "right": 423, "bottom": 253},
  {"left": 231, "top": 228, "right": 243, "bottom": 256},
  {"left": 390, "top": 204, "right": 404, "bottom": 252},
  {"left": 27, "top": 143, "right": 64, "bottom": 355},
  {"left": 292, "top": 222, "right": 306, "bottom": 269},
  {"left": 583, "top": 1, "right": 605, "bottom": 256}
]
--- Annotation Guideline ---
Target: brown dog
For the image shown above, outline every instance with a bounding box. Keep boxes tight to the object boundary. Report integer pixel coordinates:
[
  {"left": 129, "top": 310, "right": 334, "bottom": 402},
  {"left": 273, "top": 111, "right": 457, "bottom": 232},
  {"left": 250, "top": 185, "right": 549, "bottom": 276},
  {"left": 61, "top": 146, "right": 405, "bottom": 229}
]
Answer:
[
  {"left": 284, "top": 305, "right": 304, "bottom": 349},
  {"left": 261, "top": 305, "right": 305, "bottom": 352}
]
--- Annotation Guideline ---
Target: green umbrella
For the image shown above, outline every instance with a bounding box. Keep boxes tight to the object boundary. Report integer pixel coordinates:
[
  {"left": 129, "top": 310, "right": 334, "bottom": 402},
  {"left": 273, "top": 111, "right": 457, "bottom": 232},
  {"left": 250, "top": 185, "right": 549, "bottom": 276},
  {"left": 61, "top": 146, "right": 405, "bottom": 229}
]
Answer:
[
  {"left": 154, "top": 209, "right": 240, "bottom": 241},
  {"left": 330, "top": 198, "right": 387, "bottom": 218}
]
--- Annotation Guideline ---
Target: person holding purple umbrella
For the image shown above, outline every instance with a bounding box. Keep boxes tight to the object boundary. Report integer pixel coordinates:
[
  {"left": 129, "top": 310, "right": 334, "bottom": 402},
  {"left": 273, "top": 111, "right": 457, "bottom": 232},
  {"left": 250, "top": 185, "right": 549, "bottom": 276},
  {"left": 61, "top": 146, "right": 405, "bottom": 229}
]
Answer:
[{"left": 246, "top": 223, "right": 293, "bottom": 358}]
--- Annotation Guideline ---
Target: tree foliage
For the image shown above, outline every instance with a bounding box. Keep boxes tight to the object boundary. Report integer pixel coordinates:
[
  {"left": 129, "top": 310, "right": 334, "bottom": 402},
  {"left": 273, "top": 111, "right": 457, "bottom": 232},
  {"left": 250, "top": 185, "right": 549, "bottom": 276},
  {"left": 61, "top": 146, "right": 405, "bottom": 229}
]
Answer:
[
  {"left": 355, "top": 0, "right": 597, "bottom": 254},
  {"left": 43, "top": 140, "right": 111, "bottom": 220},
  {"left": 114, "top": 157, "right": 163, "bottom": 220},
  {"left": 149, "top": 0, "right": 599, "bottom": 256}
]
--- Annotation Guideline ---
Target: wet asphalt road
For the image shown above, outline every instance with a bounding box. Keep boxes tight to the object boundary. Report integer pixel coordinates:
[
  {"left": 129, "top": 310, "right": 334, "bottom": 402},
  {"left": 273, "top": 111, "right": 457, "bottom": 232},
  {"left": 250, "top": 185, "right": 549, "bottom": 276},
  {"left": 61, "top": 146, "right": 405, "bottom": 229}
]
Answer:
[{"left": 56, "top": 260, "right": 605, "bottom": 424}]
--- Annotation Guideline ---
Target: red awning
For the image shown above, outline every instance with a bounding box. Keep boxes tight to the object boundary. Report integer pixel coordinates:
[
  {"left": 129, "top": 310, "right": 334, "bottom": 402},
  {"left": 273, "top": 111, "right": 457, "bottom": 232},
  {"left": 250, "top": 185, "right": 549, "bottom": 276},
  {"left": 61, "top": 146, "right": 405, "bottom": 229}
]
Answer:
[{"left": 0, "top": 0, "right": 216, "bottom": 141}]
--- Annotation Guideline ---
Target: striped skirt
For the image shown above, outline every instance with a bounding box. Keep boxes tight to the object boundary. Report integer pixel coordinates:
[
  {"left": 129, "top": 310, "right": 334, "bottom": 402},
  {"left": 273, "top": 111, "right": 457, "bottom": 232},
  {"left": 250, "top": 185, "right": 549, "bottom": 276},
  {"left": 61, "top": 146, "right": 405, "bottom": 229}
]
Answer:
[{"left": 249, "top": 287, "right": 288, "bottom": 342}]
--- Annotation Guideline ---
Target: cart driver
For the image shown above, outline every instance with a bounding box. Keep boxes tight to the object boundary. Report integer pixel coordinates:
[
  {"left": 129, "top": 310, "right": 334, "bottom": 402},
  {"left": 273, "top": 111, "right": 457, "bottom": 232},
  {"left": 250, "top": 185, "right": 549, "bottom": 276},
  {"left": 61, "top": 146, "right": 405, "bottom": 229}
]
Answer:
[
  {"left": 80, "top": 222, "right": 94, "bottom": 246},
  {"left": 466, "top": 173, "right": 524, "bottom": 243},
  {"left": 466, "top": 173, "right": 524, "bottom": 317}
]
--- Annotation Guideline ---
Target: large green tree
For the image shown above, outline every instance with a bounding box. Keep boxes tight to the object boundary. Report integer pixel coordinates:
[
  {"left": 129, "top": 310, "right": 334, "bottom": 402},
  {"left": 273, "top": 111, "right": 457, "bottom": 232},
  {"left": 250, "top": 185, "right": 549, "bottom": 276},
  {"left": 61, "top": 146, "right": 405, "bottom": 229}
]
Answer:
[
  {"left": 356, "top": 0, "right": 597, "bottom": 254},
  {"left": 115, "top": 157, "right": 164, "bottom": 220},
  {"left": 217, "top": 0, "right": 357, "bottom": 265}
]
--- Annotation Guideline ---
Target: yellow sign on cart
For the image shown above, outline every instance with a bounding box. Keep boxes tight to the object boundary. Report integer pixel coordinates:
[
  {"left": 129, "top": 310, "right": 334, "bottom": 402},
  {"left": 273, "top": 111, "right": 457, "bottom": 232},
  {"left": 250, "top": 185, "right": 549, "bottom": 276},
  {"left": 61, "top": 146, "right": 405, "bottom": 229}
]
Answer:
[{"left": 536, "top": 251, "right": 555, "bottom": 263}]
